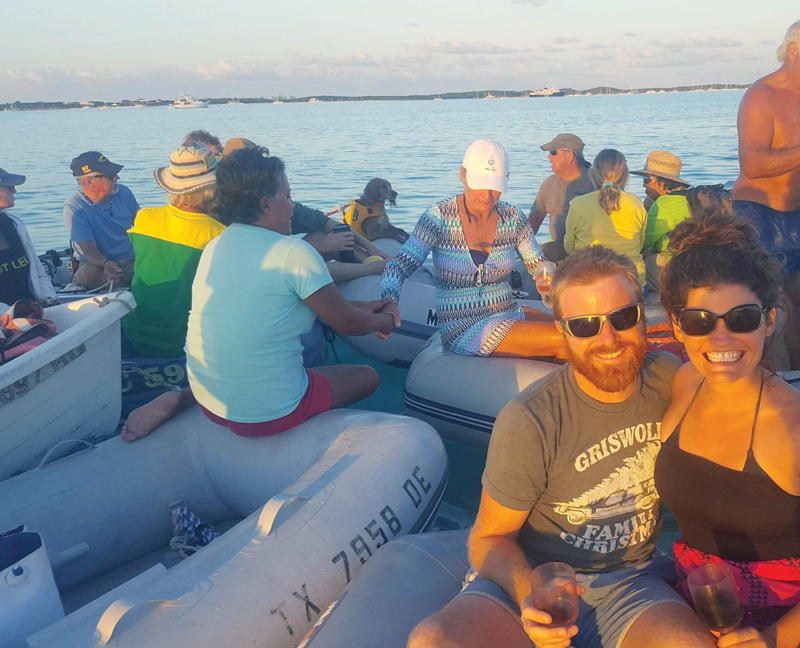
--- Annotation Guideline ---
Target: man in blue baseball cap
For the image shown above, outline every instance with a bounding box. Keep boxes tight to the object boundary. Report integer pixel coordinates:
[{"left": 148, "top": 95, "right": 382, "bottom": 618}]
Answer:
[{"left": 63, "top": 151, "right": 140, "bottom": 289}]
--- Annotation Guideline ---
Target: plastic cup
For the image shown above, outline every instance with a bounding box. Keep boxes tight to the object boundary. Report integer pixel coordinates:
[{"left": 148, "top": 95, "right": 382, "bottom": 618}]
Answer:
[{"left": 535, "top": 261, "right": 556, "bottom": 309}]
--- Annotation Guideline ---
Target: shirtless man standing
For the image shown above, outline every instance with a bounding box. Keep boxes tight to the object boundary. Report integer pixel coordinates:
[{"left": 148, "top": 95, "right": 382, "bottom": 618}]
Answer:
[{"left": 733, "top": 20, "right": 800, "bottom": 366}]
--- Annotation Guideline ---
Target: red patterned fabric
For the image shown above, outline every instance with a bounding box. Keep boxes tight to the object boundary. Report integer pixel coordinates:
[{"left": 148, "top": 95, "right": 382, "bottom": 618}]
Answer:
[
  {"left": 674, "top": 539, "right": 800, "bottom": 630},
  {"left": 646, "top": 322, "right": 688, "bottom": 363}
]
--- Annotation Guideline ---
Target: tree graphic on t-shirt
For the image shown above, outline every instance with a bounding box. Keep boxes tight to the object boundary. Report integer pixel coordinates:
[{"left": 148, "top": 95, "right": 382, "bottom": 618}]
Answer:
[{"left": 553, "top": 443, "right": 660, "bottom": 525}]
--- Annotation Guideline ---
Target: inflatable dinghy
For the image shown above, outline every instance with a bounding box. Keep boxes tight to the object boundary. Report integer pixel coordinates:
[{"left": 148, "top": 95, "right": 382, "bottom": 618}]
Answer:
[
  {"left": 0, "top": 407, "right": 447, "bottom": 648},
  {"left": 335, "top": 238, "right": 435, "bottom": 367},
  {"left": 300, "top": 530, "right": 470, "bottom": 648},
  {"left": 337, "top": 270, "right": 437, "bottom": 367},
  {"left": 0, "top": 293, "right": 134, "bottom": 480},
  {"left": 404, "top": 334, "right": 558, "bottom": 448}
]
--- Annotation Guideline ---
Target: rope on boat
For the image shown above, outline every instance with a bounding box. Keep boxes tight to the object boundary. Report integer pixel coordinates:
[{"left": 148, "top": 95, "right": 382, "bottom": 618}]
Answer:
[
  {"left": 322, "top": 324, "right": 341, "bottom": 364},
  {"left": 167, "top": 499, "right": 221, "bottom": 558},
  {"left": 93, "top": 295, "right": 135, "bottom": 313}
]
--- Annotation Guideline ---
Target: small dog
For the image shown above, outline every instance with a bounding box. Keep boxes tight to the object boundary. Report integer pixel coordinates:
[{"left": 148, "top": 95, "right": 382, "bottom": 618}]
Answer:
[{"left": 351, "top": 178, "right": 408, "bottom": 244}]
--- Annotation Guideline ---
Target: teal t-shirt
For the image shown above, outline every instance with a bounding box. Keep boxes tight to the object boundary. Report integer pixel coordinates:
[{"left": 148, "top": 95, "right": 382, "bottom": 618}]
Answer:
[
  {"left": 643, "top": 194, "right": 691, "bottom": 255},
  {"left": 185, "top": 223, "right": 333, "bottom": 422}
]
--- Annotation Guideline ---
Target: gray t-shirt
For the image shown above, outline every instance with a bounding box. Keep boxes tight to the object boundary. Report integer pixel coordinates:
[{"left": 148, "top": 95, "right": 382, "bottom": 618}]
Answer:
[
  {"left": 531, "top": 172, "right": 593, "bottom": 243},
  {"left": 483, "top": 352, "right": 681, "bottom": 573}
]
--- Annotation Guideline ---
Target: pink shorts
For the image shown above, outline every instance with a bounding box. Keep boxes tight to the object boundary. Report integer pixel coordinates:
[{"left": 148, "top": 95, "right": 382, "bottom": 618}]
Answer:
[{"left": 199, "top": 370, "right": 332, "bottom": 437}]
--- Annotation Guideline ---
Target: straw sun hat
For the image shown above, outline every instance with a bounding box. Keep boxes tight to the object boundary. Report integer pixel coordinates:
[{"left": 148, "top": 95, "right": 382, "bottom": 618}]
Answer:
[
  {"left": 155, "top": 143, "right": 217, "bottom": 194},
  {"left": 630, "top": 150, "right": 691, "bottom": 186}
]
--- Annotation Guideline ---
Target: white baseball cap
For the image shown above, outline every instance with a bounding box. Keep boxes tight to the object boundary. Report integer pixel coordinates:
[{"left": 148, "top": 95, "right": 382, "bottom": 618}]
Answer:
[{"left": 462, "top": 139, "right": 509, "bottom": 193}]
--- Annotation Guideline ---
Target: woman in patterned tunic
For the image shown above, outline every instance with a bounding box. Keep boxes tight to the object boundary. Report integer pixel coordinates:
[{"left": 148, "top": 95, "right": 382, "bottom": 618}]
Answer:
[{"left": 380, "top": 139, "right": 566, "bottom": 359}]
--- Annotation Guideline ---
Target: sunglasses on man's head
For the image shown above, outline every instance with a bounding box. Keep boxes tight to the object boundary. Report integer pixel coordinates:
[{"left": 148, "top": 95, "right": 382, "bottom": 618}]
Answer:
[
  {"left": 561, "top": 303, "right": 643, "bottom": 339},
  {"left": 676, "top": 304, "right": 767, "bottom": 337},
  {"left": 0, "top": 185, "right": 16, "bottom": 193},
  {"left": 642, "top": 174, "right": 656, "bottom": 184}
]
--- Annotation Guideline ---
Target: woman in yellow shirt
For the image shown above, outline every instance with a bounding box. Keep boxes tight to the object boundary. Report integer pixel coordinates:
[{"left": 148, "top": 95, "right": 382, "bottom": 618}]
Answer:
[{"left": 564, "top": 149, "right": 648, "bottom": 288}]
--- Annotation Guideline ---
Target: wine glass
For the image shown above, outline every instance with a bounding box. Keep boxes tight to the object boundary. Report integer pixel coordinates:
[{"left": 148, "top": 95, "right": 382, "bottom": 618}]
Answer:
[
  {"left": 535, "top": 261, "right": 556, "bottom": 309},
  {"left": 529, "top": 562, "right": 580, "bottom": 629},
  {"left": 687, "top": 563, "right": 743, "bottom": 635}
]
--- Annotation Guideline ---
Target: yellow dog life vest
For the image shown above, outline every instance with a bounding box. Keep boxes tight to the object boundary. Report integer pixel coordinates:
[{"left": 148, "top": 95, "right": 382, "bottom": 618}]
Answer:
[{"left": 341, "top": 201, "right": 386, "bottom": 236}]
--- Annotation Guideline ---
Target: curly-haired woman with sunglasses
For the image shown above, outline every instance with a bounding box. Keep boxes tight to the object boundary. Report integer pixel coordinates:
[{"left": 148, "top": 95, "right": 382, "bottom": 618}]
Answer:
[{"left": 654, "top": 210, "right": 800, "bottom": 647}]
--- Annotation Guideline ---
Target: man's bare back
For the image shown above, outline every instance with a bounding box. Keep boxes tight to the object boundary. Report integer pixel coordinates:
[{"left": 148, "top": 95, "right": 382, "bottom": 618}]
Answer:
[{"left": 733, "top": 63, "right": 800, "bottom": 211}]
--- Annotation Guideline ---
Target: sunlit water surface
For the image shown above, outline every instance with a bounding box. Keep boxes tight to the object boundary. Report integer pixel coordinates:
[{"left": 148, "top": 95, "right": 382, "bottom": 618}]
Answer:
[{"left": 3, "top": 90, "right": 743, "bottom": 253}]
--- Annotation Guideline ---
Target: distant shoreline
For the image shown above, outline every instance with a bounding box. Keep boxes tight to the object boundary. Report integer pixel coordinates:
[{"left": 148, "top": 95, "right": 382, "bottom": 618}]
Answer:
[{"left": 1, "top": 84, "right": 749, "bottom": 112}]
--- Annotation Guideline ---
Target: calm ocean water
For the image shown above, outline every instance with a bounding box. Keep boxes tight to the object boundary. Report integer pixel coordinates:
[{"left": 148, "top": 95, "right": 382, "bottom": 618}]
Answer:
[{"left": 2, "top": 90, "right": 743, "bottom": 253}]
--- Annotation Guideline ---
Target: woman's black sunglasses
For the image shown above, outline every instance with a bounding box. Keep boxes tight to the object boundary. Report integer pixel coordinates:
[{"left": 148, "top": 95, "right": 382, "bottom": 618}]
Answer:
[
  {"left": 561, "top": 303, "right": 643, "bottom": 339},
  {"left": 676, "top": 304, "right": 767, "bottom": 337}
]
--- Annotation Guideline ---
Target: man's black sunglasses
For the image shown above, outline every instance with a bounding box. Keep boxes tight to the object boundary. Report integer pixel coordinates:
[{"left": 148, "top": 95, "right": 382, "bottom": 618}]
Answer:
[
  {"left": 561, "top": 303, "right": 643, "bottom": 339},
  {"left": 676, "top": 304, "right": 767, "bottom": 337}
]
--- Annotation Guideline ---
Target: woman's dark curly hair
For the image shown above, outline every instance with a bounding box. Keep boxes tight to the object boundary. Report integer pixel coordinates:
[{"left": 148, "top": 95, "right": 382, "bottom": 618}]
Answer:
[
  {"left": 214, "top": 146, "right": 285, "bottom": 226},
  {"left": 660, "top": 210, "right": 788, "bottom": 367}
]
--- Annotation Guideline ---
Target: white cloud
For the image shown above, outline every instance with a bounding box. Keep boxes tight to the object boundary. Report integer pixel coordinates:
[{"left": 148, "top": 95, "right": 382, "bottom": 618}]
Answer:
[
  {"left": 541, "top": 44, "right": 565, "bottom": 53},
  {"left": 191, "top": 60, "right": 236, "bottom": 79},
  {"left": 511, "top": 0, "right": 548, "bottom": 4},
  {"left": 419, "top": 39, "right": 516, "bottom": 54},
  {"left": 589, "top": 43, "right": 616, "bottom": 49},
  {"left": 553, "top": 36, "right": 580, "bottom": 44},
  {"left": 650, "top": 37, "right": 743, "bottom": 49}
]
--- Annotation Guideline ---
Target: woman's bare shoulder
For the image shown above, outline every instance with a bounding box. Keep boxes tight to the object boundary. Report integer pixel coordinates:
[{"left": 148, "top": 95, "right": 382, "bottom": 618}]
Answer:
[
  {"left": 661, "top": 363, "right": 702, "bottom": 441},
  {"left": 672, "top": 361, "right": 702, "bottom": 397},
  {"left": 765, "top": 374, "right": 800, "bottom": 433}
]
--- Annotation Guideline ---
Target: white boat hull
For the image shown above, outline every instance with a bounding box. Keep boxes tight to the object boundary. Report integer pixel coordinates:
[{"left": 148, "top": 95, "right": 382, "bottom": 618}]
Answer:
[
  {"left": 404, "top": 334, "right": 558, "bottom": 448},
  {"left": 0, "top": 294, "right": 134, "bottom": 479},
  {"left": 0, "top": 408, "right": 447, "bottom": 647},
  {"left": 337, "top": 270, "right": 437, "bottom": 367}
]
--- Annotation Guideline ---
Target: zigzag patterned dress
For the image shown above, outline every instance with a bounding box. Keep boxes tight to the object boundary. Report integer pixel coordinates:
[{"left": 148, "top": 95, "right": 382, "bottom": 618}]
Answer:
[{"left": 380, "top": 197, "right": 545, "bottom": 357}]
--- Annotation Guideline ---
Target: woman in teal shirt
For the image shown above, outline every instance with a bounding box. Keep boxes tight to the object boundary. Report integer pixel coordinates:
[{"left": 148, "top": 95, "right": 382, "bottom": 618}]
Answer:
[{"left": 122, "top": 147, "right": 397, "bottom": 441}]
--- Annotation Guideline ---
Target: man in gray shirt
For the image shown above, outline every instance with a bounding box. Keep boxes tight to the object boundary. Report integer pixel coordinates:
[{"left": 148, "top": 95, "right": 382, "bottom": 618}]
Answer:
[
  {"left": 409, "top": 246, "right": 714, "bottom": 648},
  {"left": 529, "top": 134, "right": 593, "bottom": 262}
]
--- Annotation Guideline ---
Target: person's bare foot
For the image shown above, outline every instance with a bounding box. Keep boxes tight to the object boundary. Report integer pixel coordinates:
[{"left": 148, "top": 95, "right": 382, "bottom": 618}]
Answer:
[{"left": 121, "top": 391, "right": 184, "bottom": 442}]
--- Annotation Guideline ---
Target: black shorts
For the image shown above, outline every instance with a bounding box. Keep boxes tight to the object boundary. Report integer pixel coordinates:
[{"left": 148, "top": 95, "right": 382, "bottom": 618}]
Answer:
[{"left": 733, "top": 201, "right": 800, "bottom": 274}]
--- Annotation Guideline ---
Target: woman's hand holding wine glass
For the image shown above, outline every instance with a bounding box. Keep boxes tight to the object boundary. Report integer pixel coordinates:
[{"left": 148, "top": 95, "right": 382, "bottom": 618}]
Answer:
[
  {"left": 714, "top": 626, "right": 776, "bottom": 647},
  {"left": 688, "top": 563, "right": 777, "bottom": 647}
]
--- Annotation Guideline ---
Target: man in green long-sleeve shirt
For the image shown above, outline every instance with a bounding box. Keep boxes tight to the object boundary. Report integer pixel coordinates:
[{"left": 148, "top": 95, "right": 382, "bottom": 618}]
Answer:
[{"left": 631, "top": 151, "right": 692, "bottom": 292}]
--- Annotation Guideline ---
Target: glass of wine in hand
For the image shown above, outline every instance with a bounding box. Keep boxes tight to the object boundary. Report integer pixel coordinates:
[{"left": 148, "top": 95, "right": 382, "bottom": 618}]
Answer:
[
  {"left": 529, "top": 562, "right": 580, "bottom": 629},
  {"left": 535, "top": 261, "right": 556, "bottom": 309},
  {"left": 687, "top": 563, "right": 743, "bottom": 635}
]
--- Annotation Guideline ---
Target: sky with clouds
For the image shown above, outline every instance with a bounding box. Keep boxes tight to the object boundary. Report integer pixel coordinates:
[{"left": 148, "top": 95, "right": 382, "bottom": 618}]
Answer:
[{"left": 2, "top": 0, "right": 796, "bottom": 102}]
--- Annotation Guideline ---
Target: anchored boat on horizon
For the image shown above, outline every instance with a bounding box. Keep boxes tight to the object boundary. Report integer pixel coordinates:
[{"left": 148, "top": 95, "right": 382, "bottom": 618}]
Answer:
[
  {"left": 529, "top": 87, "right": 565, "bottom": 97},
  {"left": 169, "top": 94, "right": 209, "bottom": 109}
]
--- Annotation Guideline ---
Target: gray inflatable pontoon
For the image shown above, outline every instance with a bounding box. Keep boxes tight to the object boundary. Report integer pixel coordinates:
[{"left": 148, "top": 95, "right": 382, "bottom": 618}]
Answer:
[{"left": 299, "top": 529, "right": 470, "bottom": 648}]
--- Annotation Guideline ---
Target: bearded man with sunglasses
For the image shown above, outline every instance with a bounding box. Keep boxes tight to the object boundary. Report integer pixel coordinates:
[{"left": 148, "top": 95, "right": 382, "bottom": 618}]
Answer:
[
  {"left": 63, "top": 151, "right": 140, "bottom": 290},
  {"left": 409, "top": 245, "right": 715, "bottom": 648}
]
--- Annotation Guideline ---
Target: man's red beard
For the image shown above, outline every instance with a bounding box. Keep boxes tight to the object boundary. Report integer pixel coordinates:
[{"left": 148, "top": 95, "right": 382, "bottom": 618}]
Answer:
[{"left": 565, "top": 337, "right": 648, "bottom": 393}]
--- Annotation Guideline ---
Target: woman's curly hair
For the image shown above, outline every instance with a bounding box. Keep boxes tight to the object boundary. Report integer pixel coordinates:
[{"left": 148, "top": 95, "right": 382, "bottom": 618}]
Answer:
[
  {"left": 661, "top": 210, "right": 785, "bottom": 314},
  {"left": 214, "top": 146, "right": 285, "bottom": 226}
]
